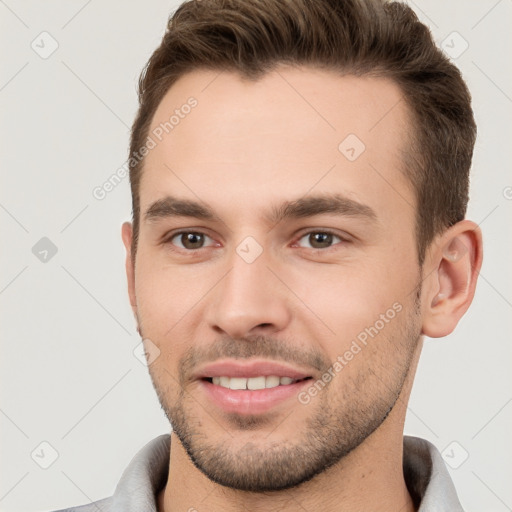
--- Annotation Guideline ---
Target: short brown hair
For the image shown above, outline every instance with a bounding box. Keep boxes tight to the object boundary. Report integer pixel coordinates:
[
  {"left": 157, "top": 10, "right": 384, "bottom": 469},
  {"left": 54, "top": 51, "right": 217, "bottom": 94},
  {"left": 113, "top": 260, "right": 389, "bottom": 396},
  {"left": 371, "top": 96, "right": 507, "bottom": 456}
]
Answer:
[{"left": 128, "top": 0, "right": 476, "bottom": 264}]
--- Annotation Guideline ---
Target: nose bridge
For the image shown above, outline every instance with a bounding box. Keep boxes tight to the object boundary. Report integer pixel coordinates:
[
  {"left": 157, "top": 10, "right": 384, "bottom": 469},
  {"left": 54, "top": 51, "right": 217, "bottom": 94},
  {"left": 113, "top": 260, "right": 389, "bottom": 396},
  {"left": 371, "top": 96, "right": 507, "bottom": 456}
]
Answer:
[{"left": 207, "top": 240, "right": 291, "bottom": 337}]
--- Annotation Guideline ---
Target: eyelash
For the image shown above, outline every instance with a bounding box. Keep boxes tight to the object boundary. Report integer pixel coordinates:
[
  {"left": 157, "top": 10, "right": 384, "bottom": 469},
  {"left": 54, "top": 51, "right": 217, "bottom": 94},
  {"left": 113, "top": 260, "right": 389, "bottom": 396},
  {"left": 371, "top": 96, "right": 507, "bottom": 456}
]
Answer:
[{"left": 163, "top": 229, "right": 349, "bottom": 251}]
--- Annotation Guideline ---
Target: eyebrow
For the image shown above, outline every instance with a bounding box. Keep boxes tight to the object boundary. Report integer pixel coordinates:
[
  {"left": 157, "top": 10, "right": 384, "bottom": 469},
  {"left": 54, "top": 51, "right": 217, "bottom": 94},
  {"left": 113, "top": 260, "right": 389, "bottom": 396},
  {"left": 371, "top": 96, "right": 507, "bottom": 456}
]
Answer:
[
  {"left": 143, "top": 193, "right": 377, "bottom": 225},
  {"left": 266, "top": 193, "right": 377, "bottom": 225},
  {"left": 144, "top": 197, "right": 214, "bottom": 222}
]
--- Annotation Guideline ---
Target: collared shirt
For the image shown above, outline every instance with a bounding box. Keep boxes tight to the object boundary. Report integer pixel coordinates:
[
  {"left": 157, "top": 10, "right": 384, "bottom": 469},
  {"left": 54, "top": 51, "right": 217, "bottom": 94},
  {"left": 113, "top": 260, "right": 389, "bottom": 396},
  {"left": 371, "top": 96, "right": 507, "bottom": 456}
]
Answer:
[{"left": 51, "top": 434, "right": 464, "bottom": 511}]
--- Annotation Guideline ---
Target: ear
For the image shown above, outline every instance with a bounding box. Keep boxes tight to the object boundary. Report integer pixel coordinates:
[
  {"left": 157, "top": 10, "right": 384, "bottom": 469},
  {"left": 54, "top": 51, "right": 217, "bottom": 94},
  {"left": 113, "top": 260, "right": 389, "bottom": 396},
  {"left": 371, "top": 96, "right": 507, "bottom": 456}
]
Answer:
[
  {"left": 421, "top": 220, "right": 483, "bottom": 338},
  {"left": 121, "top": 222, "right": 138, "bottom": 323}
]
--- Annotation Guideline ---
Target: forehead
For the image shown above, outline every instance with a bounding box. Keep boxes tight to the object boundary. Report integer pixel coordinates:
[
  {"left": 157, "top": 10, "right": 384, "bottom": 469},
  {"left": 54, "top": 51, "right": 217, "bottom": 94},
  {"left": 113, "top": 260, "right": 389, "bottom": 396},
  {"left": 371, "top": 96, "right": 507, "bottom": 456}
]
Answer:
[{"left": 140, "top": 66, "right": 415, "bottom": 221}]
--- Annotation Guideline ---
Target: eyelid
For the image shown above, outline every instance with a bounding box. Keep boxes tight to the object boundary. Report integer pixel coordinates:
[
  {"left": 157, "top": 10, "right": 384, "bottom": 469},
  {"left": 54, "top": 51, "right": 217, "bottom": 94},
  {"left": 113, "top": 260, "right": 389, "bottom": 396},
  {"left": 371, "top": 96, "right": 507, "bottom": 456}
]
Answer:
[
  {"left": 162, "top": 229, "right": 220, "bottom": 249},
  {"left": 291, "top": 228, "right": 352, "bottom": 249},
  {"left": 161, "top": 227, "right": 352, "bottom": 251}
]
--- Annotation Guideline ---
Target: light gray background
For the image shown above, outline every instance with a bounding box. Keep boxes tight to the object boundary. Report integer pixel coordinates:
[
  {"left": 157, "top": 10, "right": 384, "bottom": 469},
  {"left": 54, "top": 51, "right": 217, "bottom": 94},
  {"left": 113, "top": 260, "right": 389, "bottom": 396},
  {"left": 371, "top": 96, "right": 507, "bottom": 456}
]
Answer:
[{"left": 1, "top": 1, "right": 511, "bottom": 511}]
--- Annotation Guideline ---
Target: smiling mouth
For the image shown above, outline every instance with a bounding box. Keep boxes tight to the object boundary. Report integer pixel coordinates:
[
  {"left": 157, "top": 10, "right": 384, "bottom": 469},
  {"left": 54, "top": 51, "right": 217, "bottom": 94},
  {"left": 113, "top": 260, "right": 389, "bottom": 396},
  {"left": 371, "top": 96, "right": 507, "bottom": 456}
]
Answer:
[{"left": 202, "top": 376, "right": 312, "bottom": 390}]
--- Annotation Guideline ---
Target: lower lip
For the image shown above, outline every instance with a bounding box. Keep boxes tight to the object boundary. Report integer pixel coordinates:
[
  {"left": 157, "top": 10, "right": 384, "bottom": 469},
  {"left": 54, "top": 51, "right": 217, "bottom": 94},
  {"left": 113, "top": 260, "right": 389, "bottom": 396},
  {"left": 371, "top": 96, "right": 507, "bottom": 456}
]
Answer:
[{"left": 199, "top": 379, "right": 311, "bottom": 415}]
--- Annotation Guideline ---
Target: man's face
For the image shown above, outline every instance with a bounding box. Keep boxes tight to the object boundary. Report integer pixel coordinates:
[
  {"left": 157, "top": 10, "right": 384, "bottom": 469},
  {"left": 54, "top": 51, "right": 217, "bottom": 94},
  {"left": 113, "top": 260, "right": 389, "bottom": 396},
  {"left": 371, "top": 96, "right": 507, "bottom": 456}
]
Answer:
[{"left": 124, "top": 67, "right": 424, "bottom": 491}]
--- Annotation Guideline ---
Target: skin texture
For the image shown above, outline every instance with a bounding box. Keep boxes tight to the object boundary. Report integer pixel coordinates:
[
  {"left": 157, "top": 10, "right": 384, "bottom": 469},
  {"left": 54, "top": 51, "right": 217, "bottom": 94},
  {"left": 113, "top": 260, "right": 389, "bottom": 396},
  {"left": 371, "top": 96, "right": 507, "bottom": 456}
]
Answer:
[{"left": 121, "top": 66, "right": 483, "bottom": 512}]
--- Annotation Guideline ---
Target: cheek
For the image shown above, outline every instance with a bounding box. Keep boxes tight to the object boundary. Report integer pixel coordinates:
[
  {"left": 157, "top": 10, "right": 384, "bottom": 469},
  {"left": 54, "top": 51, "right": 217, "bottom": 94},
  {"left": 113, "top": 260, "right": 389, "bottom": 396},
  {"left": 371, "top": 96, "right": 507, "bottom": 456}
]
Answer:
[
  {"left": 134, "top": 256, "right": 217, "bottom": 345},
  {"left": 284, "top": 212, "right": 417, "bottom": 321},
  {"left": 284, "top": 255, "right": 417, "bottom": 349},
  {"left": 134, "top": 258, "right": 183, "bottom": 337}
]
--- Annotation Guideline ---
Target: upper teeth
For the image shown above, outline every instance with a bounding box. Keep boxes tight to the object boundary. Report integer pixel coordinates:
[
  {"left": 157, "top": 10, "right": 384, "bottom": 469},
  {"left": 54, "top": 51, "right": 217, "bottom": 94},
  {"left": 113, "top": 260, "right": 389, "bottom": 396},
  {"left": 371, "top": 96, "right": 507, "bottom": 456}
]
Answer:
[{"left": 212, "top": 376, "right": 296, "bottom": 390}]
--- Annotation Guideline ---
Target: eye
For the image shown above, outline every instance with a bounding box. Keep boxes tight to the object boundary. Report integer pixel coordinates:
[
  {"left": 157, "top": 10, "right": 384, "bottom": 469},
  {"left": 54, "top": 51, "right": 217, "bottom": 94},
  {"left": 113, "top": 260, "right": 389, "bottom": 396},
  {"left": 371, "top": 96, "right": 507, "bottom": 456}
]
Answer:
[
  {"left": 168, "top": 231, "right": 216, "bottom": 250},
  {"left": 295, "top": 231, "right": 344, "bottom": 249}
]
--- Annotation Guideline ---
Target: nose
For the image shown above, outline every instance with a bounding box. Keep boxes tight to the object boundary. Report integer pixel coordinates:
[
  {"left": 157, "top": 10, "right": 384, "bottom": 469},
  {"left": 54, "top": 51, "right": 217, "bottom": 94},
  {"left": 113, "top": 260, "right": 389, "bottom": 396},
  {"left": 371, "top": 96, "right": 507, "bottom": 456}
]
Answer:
[{"left": 205, "top": 248, "right": 292, "bottom": 339}]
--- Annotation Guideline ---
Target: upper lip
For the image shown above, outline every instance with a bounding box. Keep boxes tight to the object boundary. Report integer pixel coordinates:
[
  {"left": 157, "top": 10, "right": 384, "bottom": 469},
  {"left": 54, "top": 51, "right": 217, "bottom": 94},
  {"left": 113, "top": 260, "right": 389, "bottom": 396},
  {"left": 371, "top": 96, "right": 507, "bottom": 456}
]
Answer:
[{"left": 194, "top": 360, "right": 312, "bottom": 380}]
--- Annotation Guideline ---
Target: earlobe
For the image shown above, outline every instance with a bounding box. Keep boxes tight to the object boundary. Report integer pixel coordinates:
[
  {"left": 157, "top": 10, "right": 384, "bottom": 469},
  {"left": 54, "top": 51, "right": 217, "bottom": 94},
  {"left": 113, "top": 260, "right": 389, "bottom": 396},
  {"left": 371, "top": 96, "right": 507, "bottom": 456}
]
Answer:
[{"left": 422, "top": 220, "right": 483, "bottom": 338}]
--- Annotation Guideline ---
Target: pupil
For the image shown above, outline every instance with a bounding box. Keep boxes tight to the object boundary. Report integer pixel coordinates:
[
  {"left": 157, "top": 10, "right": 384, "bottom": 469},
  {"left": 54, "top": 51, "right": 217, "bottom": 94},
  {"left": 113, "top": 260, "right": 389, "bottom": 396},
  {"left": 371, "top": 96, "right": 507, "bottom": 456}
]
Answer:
[
  {"left": 183, "top": 233, "right": 203, "bottom": 249},
  {"left": 310, "top": 232, "right": 332, "bottom": 248}
]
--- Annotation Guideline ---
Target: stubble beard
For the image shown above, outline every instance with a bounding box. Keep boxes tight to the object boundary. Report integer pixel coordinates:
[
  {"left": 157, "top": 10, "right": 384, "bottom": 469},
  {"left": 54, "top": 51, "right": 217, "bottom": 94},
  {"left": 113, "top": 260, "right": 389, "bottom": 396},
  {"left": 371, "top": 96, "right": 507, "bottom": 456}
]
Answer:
[{"left": 140, "top": 300, "right": 422, "bottom": 492}]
